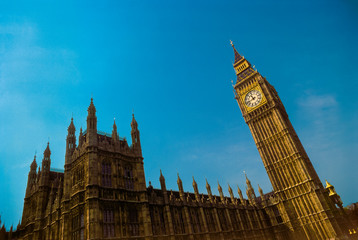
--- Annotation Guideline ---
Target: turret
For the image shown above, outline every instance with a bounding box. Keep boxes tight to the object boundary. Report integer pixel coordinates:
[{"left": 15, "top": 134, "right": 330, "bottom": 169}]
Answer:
[
  {"left": 40, "top": 142, "right": 51, "bottom": 186},
  {"left": 64, "top": 119, "right": 75, "bottom": 200},
  {"left": 131, "top": 114, "right": 142, "bottom": 155},
  {"left": 112, "top": 118, "right": 119, "bottom": 143},
  {"left": 65, "top": 117, "right": 76, "bottom": 165},
  {"left": 26, "top": 155, "right": 37, "bottom": 197},
  {"left": 86, "top": 98, "right": 97, "bottom": 146}
]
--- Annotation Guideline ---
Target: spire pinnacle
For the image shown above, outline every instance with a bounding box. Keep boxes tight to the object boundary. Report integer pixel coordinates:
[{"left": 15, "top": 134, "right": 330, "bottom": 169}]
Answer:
[
  {"left": 230, "top": 40, "right": 243, "bottom": 64},
  {"left": 177, "top": 173, "right": 182, "bottom": 184},
  {"left": 44, "top": 142, "right": 51, "bottom": 158},
  {"left": 131, "top": 113, "right": 138, "bottom": 129},
  {"left": 159, "top": 169, "right": 165, "bottom": 182},
  {"left": 87, "top": 97, "right": 96, "bottom": 115},
  {"left": 192, "top": 176, "right": 199, "bottom": 196},
  {"left": 217, "top": 180, "right": 222, "bottom": 192},
  {"left": 258, "top": 184, "right": 264, "bottom": 197},
  {"left": 31, "top": 154, "right": 37, "bottom": 170},
  {"left": 67, "top": 117, "right": 75, "bottom": 133},
  {"left": 228, "top": 183, "right": 233, "bottom": 194}
]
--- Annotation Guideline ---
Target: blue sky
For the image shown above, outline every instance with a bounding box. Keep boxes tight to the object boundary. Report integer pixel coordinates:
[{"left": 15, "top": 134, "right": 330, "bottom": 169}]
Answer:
[{"left": 0, "top": 0, "right": 357, "bottom": 229}]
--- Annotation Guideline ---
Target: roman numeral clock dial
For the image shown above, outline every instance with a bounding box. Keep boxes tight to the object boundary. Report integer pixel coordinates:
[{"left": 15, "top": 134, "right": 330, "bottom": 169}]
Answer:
[
  {"left": 240, "top": 86, "right": 267, "bottom": 113},
  {"left": 244, "top": 89, "right": 262, "bottom": 108}
]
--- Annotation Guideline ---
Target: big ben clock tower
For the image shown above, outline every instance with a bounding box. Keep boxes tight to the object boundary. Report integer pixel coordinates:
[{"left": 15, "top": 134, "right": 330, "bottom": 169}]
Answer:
[{"left": 231, "top": 41, "right": 344, "bottom": 240}]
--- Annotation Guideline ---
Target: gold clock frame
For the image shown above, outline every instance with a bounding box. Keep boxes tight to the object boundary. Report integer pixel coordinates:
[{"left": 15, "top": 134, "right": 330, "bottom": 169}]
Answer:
[{"left": 240, "top": 84, "right": 267, "bottom": 113}]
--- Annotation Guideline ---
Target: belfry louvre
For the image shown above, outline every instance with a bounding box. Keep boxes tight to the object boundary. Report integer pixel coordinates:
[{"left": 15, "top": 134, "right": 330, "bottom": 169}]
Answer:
[{"left": 14, "top": 45, "right": 354, "bottom": 240}]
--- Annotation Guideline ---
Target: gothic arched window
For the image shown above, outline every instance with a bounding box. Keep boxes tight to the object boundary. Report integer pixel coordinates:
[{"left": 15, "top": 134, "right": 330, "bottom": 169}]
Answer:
[
  {"left": 103, "top": 209, "right": 115, "bottom": 238},
  {"left": 124, "top": 165, "right": 134, "bottom": 190},
  {"left": 102, "top": 162, "right": 112, "bottom": 187},
  {"left": 128, "top": 207, "right": 139, "bottom": 236},
  {"left": 72, "top": 211, "right": 84, "bottom": 240}
]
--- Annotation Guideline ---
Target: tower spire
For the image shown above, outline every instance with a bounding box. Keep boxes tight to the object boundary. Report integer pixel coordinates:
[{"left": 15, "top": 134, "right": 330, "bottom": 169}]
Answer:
[
  {"left": 31, "top": 154, "right": 37, "bottom": 171},
  {"left": 159, "top": 169, "right": 166, "bottom": 191},
  {"left": 65, "top": 117, "right": 76, "bottom": 165},
  {"left": 177, "top": 173, "right": 185, "bottom": 201},
  {"left": 112, "top": 118, "right": 119, "bottom": 143},
  {"left": 192, "top": 176, "right": 200, "bottom": 201},
  {"left": 86, "top": 98, "right": 97, "bottom": 146},
  {"left": 217, "top": 181, "right": 225, "bottom": 203},
  {"left": 228, "top": 184, "right": 236, "bottom": 204},
  {"left": 245, "top": 173, "right": 256, "bottom": 205},
  {"left": 206, "top": 178, "right": 213, "bottom": 202},
  {"left": 40, "top": 142, "right": 51, "bottom": 186},
  {"left": 230, "top": 40, "right": 243, "bottom": 64},
  {"left": 131, "top": 113, "right": 141, "bottom": 155}
]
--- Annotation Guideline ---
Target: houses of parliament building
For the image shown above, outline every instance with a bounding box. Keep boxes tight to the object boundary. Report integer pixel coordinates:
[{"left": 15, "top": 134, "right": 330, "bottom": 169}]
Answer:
[{"left": 4, "top": 44, "right": 357, "bottom": 240}]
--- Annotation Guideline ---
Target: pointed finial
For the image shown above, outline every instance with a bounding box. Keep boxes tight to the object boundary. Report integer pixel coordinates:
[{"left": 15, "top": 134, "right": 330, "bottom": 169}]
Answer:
[
  {"left": 230, "top": 40, "right": 243, "bottom": 64},
  {"left": 258, "top": 184, "right": 264, "bottom": 196},
  {"left": 217, "top": 181, "right": 223, "bottom": 192},
  {"left": 159, "top": 169, "right": 165, "bottom": 182},
  {"left": 44, "top": 142, "right": 51, "bottom": 158}
]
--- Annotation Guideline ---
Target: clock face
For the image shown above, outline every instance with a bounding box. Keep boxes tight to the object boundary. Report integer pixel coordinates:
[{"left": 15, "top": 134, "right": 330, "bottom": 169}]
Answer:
[{"left": 244, "top": 89, "right": 262, "bottom": 108}]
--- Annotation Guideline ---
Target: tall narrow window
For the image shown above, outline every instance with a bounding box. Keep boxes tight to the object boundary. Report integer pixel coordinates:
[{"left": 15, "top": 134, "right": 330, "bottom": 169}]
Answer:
[
  {"left": 128, "top": 207, "right": 139, "bottom": 236},
  {"left": 124, "top": 165, "right": 134, "bottom": 190},
  {"left": 72, "top": 212, "right": 84, "bottom": 240},
  {"left": 103, "top": 209, "right": 115, "bottom": 238},
  {"left": 102, "top": 162, "right": 112, "bottom": 187}
]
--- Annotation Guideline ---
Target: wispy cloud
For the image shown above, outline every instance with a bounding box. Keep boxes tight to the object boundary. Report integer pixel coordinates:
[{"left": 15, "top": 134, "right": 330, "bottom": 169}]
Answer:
[{"left": 298, "top": 94, "right": 337, "bottom": 109}]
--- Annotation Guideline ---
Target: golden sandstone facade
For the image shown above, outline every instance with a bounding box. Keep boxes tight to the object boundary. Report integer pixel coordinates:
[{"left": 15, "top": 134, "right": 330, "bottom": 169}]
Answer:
[{"left": 14, "top": 46, "right": 354, "bottom": 240}]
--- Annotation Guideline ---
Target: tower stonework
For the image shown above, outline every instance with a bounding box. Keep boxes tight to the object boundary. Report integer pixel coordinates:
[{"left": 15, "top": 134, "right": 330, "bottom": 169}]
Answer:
[{"left": 231, "top": 42, "right": 345, "bottom": 239}]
